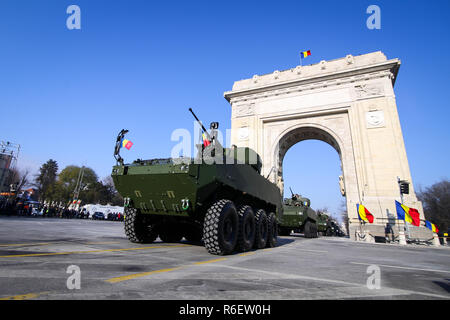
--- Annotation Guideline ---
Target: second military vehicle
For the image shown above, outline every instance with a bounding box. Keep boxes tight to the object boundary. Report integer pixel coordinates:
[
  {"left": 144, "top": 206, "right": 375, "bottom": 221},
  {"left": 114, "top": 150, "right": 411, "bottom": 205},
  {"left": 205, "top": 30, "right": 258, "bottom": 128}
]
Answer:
[
  {"left": 278, "top": 188, "right": 319, "bottom": 238},
  {"left": 317, "top": 212, "right": 329, "bottom": 235},
  {"left": 325, "top": 219, "right": 345, "bottom": 237},
  {"left": 317, "top": 212, "right": 345, "bottom": 237},
  {"left": 111, "top": 109, "right": 282, "bottom": 255}
]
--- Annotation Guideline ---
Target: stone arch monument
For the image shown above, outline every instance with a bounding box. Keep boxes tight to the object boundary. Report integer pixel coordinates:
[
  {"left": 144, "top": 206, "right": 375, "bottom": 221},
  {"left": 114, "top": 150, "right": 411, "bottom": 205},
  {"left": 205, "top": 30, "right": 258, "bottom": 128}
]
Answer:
[{"left": 224, "top": 51, "right": 425, "bottom": 240}]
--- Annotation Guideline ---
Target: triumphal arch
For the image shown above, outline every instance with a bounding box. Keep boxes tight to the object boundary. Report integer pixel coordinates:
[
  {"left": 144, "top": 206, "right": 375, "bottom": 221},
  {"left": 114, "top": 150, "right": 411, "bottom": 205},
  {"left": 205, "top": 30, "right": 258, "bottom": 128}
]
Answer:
[{"left": 224, "top": 51, "right": 425, "bottom": 240}]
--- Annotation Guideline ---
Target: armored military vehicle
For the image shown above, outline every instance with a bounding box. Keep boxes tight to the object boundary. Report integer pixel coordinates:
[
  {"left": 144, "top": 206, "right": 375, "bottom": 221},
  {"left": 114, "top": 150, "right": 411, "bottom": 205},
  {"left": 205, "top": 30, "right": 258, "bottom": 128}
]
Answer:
[
  {"left": 317, "top": 212, "right": 344, "bottom": 237},
  {"left": 317, "top": 212, "right": 329, "bottom": 235},
  {"left": 325, "top": 219, "right": 345, "bottom": 237},
  {"left": 111, "top": 109, "right": 282, "bottom": 255},
  {"left": 278, "top": 189, "right": 319, "bottom": 238}
]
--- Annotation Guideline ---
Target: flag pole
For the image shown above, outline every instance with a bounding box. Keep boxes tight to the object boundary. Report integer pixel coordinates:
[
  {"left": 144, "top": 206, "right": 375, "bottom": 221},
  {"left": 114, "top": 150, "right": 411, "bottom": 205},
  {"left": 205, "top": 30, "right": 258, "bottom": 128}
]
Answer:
[
  {"left": 357, "top": 203, "right": 364, "bottom": 241},
  {"left": 397, "top": 176, "right": 406, "bottom": 239},
  {"left": 360, "top": 220, "right": 366, "bottom": 241}
]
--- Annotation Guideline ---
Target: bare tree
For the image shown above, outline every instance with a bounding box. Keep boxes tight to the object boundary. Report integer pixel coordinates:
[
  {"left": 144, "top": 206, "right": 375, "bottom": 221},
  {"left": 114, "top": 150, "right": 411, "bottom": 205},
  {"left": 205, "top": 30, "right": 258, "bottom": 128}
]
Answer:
[
  {"left": 417, "top": 179, "right": 450, "bottom": 233},
  {"left": 7, "top": 168, "right": 30, "bottom": 194},
  {"left": 316, "top": 207, "right": 329, "bottom": 215}
]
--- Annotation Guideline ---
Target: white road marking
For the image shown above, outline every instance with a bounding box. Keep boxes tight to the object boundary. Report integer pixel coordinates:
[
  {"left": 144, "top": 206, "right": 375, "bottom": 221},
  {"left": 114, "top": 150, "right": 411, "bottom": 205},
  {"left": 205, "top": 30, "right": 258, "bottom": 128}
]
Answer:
[
  {"left": 198, "top": 263, "right": 450, "bottom": 299},
  {"left": 350, "top": 262, "right": 450, "bottom": 274}
]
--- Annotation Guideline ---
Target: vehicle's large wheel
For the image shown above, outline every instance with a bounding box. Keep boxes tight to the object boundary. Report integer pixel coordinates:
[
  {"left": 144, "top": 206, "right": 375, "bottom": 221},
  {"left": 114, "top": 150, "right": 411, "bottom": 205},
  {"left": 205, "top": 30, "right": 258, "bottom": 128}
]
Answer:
[
  {"left": 124, "top": 207, "right": 158, "bottom": 243},
  {"left": 203, "top": 199, "right": 239, "bottom": 255},
  {"left": 236, "top": 205, "right": 256, "bottom": 252},
  {"left": 314, "top": 222, "right": 319, "bottom": 238},
  {"left": 304, "top": 220, "right": 313, "bottom": 238},
  {"left": 253, "top": 209, "right": 268, "bottom": 249},
  {"left": 312, "top": 223, "right": 319, "bottom": 238},
  {"left": 266, "top": 212, "right": 278, "bottom": 248},
  {"left": 159, "top": 224, "right": 183, "bottom": 243}
]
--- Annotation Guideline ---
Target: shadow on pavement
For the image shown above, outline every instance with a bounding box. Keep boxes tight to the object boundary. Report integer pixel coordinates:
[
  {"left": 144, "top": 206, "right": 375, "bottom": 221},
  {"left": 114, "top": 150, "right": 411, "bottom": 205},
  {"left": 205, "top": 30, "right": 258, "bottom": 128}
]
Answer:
[{"left": 433, "top": 280, "right": 450, "bottom": 293}]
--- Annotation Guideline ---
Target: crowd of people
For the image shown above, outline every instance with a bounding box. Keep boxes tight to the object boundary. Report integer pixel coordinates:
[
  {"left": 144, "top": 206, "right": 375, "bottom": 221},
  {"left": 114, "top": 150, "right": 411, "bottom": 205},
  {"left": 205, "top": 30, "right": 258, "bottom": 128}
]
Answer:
[{"left": 0, "top": 198, "right": 123, "bottom": 221}]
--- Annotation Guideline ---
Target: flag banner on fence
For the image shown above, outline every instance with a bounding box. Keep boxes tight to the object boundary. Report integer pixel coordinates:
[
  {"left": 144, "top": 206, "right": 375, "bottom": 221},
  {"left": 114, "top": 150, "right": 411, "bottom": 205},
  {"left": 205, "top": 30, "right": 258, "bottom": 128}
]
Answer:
[
  {"left": 357, "top": 203, "right": 374, "bottom": 223},
  {"left": 395, "top": 200, "right": 420, "bottom": 227},
  {"left": 300, "top": 50, "right": 311, "bottom": 59},
  {"left": 425, "top": 220, "right": 439, "bottom": 233},
  {"left": 121, "top": 138, "right": 133, "bottom": 150}
]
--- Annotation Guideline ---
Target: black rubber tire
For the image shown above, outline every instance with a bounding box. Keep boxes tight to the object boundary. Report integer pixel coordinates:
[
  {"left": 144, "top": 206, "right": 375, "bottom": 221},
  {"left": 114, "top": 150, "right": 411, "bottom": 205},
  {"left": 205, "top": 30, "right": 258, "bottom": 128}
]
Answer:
[
  {"left": 253, "top": 209, "right": 268, "bottom": 249},
  {"left": 159, "top": 224, "right": 183, "bottom": 243},
  {"left": 313, "top": 222, "right": 319, "bottom": 238},
  {"left": 304, "top": 220, "right": 312, "bottom": 238},
  {"left": 236, "top": 205, "right": 256, "bottom": 252},
  {"left": 203, "top": 199, "right": 239, "bottom": 255},
  {"left": 266, "top": 212, "right": 278, "bottom": 248},
  {"left": 124, "top": 207, "right": 158, "bottom": 243}
]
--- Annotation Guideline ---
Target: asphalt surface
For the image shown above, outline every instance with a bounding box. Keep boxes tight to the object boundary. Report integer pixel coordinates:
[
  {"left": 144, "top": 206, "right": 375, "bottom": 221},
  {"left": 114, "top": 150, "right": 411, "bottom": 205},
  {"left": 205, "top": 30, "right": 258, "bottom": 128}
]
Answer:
[{"left": 0, "top": 216, "right": 449, "bottom": 300}]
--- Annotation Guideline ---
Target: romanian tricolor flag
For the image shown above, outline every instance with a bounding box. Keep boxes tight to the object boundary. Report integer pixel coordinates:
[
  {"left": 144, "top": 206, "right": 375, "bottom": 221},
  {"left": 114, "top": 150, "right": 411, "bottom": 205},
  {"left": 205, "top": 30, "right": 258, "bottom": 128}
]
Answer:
[
  {"left": 202, "top": 133, "right": 211, "bottom": 147},
  {"left": 121, "top": 138, "right": 133, "bottom": 150},
  {"left": 395, "top": 200, "right": 420, "bottom": 227},
  {"left": 300, "top": 50, "right": 311, "bottom": 59},
  {"left": 357, "top": 203, "right": 374, "bottom": 223},
  {"left": 425, "top": 221, "right": 439, "bottom": 233}
]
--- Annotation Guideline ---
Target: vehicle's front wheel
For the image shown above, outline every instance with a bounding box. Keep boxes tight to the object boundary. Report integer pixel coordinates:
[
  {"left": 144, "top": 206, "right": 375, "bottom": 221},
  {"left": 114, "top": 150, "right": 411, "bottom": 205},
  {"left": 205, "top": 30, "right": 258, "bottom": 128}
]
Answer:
[
  {"left": 304, "top": 220, "right": 313, "bottom": 238},
  {"left": 203, "top": 199, "right": 239, "bottom": 255},
  {"left": 124, "top": 207, "right": 158, "bottom": 243},
  {"left": 312, "top": 223, "right": 318, "bottom": 238}
]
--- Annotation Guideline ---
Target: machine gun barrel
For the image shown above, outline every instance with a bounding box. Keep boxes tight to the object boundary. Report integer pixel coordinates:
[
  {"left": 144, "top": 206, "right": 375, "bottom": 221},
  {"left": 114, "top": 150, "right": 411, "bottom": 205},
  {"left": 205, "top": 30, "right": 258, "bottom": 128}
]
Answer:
[
  {"left": 189, "top": 108, "right": 211, "bottom": 140},
  {"left": 289, "top": 187, "right": 294, "bottom": 197}
]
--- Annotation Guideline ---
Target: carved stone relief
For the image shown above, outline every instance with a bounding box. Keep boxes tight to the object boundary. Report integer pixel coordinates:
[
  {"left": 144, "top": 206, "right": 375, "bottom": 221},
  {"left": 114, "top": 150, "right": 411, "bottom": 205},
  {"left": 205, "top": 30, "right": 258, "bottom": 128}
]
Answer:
[
  {"left": 355, "top": 84, "right": 384, "bottom": 99},
  {"left": 233, "top": 103, "right": 255, "bottom": 118}
]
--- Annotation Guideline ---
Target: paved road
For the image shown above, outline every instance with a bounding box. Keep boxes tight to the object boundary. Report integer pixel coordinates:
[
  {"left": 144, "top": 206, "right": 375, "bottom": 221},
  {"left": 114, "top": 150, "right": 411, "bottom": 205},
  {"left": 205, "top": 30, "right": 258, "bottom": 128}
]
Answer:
[{"left": 0, "top": 216, "right": 449, "bottom": 300}]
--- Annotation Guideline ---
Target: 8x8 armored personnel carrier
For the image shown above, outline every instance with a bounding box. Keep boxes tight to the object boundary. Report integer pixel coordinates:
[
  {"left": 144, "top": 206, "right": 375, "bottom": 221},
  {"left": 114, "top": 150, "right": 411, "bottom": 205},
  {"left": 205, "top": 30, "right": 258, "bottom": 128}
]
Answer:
[
  {"left": 111, "top": 109, "right": 282, "bottom": 255},
  {"left": 278, "top": 189, "right": 319, "bottom": 238}
]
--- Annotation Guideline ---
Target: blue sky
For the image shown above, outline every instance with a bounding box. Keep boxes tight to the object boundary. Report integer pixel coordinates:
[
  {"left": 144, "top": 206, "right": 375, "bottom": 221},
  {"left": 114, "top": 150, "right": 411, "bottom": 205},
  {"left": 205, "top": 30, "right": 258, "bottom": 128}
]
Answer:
[{"left": 1, "top": 0, "right": 449, "bottom": 217}]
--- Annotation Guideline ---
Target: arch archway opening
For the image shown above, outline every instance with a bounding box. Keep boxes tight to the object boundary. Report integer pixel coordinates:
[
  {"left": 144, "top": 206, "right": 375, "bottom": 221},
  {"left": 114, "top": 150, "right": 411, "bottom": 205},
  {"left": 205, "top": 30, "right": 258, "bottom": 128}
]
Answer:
[{"left": 277, "top": 126, "right": 348, "bottom": 234}]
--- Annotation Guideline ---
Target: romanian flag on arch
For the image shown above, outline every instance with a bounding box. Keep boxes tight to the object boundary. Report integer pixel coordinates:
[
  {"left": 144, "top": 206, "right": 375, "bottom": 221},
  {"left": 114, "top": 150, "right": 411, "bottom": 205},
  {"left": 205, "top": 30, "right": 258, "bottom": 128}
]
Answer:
[
  {"left": 395, "top": 200, "right": 420, "bottom": 227},
  {"left": 356, "top": 203, "right": 374, "bottom": 223},
  {"left": 425, "top": 221, "right": 439, "bottom": 233},
  {"left": 300, "top": 50, "right": 311, "bottom": 59}
]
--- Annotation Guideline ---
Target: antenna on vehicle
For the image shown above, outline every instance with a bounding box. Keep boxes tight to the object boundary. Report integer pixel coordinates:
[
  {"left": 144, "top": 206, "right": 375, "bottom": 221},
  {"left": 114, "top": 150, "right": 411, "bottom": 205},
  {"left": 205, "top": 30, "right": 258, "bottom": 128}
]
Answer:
[{"left": 114, "top": 129, "right": 129, "bottom": 165}]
